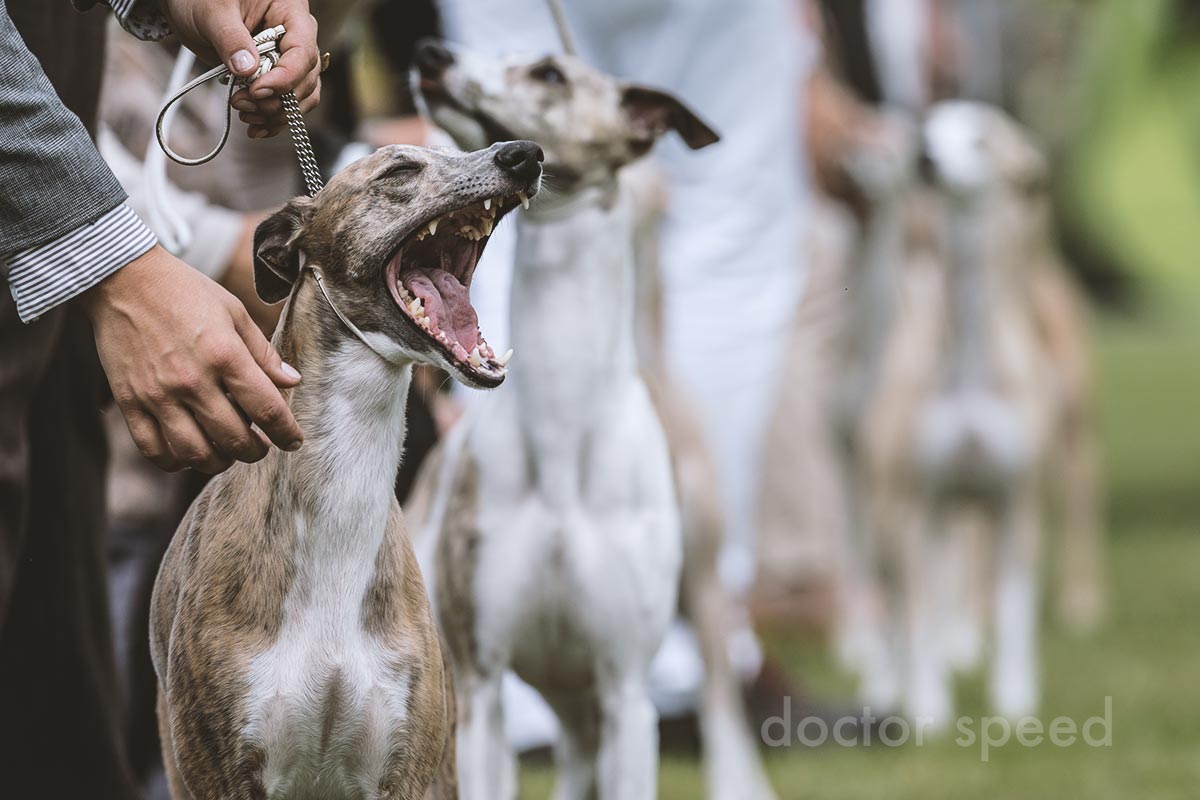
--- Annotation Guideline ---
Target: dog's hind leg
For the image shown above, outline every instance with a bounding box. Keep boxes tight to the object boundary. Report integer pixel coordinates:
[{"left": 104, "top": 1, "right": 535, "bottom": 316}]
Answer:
[
  {"left": 456, "top": 671, "right": 516, "bottom": 800},
  {"left": 595, "top": 677, "right": 658, "bottom": 800},
  {"left": 1053, "top": 415, "right": 1105, "bottom": 633},
  {"left": 681, "top": 520, "right": 777, "bottom": 800}
]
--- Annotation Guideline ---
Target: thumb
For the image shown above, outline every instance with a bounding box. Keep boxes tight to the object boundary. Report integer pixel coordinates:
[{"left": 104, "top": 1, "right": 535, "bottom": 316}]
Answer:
[
  {"left": 200, "top": 8, "right": 261, "bottom": 78},
  {"left": 233, "top": 308, "right": 302, "bottom": 388}
]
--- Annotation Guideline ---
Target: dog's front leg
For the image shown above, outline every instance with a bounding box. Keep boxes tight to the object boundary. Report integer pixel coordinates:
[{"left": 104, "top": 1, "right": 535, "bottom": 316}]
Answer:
[
  {"left": 901, "top": 502, "right": 954, "bottom": 732},
  {"left": 596, "top": 677, "right": 658, "bottom": 800},
  {"left": 456, "top": 671, "right": 516, "bottom": 800},
  {"left": 990, "top": 490, "right": 1041, "bottom": 720}
]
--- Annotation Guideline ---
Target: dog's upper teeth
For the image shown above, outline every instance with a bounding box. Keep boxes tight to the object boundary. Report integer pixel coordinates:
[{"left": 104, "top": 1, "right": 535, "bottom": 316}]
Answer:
[
  {"left": 483, "top": 198, "right": 492, "bottom": 211},
  {"left": 497, "top": 348, "right": 513, "bottom": 367},
  {"left": 518, "top": 191, "right": 530, "bottom": 210},
  {"left": 428, "top": 218, "right": 439, "bottom": 236}
]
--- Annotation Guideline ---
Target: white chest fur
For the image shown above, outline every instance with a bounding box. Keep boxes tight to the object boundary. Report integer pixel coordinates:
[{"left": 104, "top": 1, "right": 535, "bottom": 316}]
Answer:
[
  {"left": 462, "top": 187, "right": 683, "bottom": 675},
  {"left": 240, "top": 345, "right": 415, "bottom": 799}
]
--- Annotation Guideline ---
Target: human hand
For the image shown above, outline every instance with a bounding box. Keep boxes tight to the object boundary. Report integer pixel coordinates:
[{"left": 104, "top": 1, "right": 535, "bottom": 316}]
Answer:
[
  {"left": 161, "top": 0, "right": 321, "bottom": 138},
  {"left": 82, "top": 245, "right": 303, "bottom": 474}
]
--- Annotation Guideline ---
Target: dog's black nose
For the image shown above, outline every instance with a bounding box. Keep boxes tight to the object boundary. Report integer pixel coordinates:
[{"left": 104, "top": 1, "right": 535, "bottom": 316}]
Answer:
[
  {"left": 415, "top": 39, "right": 455, "bottom": 76},
  {"left": 494, "top": 141, "right": 545, "bottom": 182}
]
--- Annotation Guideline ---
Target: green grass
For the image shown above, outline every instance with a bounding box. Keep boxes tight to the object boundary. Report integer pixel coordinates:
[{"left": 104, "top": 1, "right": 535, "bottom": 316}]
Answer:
[{"left": 514, "top": 323, "right": 1200, "bottom": 800}]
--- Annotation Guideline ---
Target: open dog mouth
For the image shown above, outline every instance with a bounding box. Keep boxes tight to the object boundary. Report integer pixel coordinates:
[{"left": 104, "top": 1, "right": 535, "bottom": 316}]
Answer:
[
  {"left": 386, "top": 192, "right": 530, "bottom": 382},
  {"left": 419, "top": 81, "right": 520, "bottom": 146}
]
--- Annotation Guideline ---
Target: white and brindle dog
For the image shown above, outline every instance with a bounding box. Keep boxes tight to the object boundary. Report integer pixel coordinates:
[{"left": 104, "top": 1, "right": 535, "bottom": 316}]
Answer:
[
  {"left": 405, "top": 43, "right": 755, "bottom": 800},
  {"left": 150, "top": 141, "right": 543, "bottom": 799}
]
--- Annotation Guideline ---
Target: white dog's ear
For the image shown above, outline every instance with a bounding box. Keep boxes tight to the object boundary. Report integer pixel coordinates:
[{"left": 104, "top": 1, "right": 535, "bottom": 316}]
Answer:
[
  {"left": 253, "top": 198, "right": 313, "bottom": 304},
  {"left": 620, "top": 85, "right": 721, "bottom": 150}
]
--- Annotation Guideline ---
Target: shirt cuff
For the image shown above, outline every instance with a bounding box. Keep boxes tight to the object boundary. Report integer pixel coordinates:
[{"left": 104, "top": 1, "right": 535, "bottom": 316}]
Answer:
[
  {"left": 84, "top": 0, "right": 171, "bottom": 41},
  {"left": 5, "top": 204, "right": 157, "bottom": 322}
]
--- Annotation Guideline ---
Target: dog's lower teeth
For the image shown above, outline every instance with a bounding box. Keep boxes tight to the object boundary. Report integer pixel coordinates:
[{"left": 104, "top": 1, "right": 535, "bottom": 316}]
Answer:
[
  {"left": 408, "top": 298, "right": 424, "bottom": 316},
  {"left": 468, "top": 347, "right": 483, "bottom": 367},
  {"left": 497, "top": 348, "right": 513, "bottom": 367}
]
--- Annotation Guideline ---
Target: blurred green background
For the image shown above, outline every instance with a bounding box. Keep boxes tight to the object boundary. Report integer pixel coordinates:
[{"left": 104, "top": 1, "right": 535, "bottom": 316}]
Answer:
[{"left": 519, "top": 0, "right": 1200, "bottom": 796}]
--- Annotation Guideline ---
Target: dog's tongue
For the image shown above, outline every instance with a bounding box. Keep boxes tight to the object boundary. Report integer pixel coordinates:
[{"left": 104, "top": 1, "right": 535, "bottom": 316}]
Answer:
[{"left": 402, "top": 268, "right": 479, "bottom": 352}]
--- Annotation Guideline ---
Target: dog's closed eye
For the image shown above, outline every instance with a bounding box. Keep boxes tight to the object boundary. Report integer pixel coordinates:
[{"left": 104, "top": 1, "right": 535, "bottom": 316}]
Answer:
[{"left": 382, "top": 161, "right": 424, "bottom": 179}]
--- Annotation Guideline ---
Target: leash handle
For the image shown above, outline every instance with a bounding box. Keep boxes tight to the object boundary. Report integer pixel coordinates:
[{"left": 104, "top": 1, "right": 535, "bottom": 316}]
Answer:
[{"left": 153, "top": 25, "right": 324, "bottom": 197}]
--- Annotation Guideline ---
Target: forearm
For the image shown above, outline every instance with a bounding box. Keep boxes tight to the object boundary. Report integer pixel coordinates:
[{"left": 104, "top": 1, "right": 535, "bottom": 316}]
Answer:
[{"left": 0, "top": 2, "right": 161, "bottom": 321}]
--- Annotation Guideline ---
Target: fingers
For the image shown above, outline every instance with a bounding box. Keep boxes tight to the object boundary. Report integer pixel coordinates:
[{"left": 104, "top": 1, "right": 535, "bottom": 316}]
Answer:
[
  {"left": 187, "top": 387, "right": 271, "bottom": 465},
  {"left": 154, "top": 404, "right": 235, "bottom": 475},
  {"left": 223, "top": 310, "right": 304, "bottom": 451},
  {"left": 249, "top": 10, "right": 320, "bottom": 102},
  {"left": 120, "top": 404, "right": 185, "bottom": 472},
  {"left": 197, "top": 4, "right": 261, "bottom": 79}
]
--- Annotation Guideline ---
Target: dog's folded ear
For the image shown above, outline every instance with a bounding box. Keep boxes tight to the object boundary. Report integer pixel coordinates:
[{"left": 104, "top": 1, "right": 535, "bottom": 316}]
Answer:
[
  {"left": 253, "top": 198, "right": 313, "bottom": 304},
  {"left": 621, "top": 85, "right": 721, "bottom": 151}
]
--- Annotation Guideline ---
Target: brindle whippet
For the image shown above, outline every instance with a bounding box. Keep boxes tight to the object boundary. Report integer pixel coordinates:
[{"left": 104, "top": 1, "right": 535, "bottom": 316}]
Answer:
[{"left": 150, "top": 141, "right": 542, "bottom": 799}]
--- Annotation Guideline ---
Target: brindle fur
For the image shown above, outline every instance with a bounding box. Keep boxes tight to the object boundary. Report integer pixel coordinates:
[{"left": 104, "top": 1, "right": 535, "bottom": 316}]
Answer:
[{"left": 151, "top": 143, "right": 541, "bottom": 800}]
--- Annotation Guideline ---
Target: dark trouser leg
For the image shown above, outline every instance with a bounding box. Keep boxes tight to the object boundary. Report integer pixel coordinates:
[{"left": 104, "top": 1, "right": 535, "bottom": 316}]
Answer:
[{"left": 0, "top": 298, "right": 140, "bottom": 800}]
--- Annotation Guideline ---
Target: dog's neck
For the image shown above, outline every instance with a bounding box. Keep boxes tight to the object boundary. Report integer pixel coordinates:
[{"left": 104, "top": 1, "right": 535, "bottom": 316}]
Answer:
[
  {"left": 273, "top": 276, "right": 413, "bottom": 555},
  {"left": 508, "top": 178, "right": 637, "bottom": 504},
  {"left": 845, "top": 188, "right": 908, "bottom": 379},
  {"left": 944, "top": 198, "right": 999, "bottom": 390}
]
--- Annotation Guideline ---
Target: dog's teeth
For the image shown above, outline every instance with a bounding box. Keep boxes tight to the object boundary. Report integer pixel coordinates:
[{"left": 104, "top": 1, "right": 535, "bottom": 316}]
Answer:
[
  {"left": 497, "top": 348, "right": 513, "bottom": 367},
  {"left": 480, "top": 218, "right": 493, "bottom": 236},
  {"left": 483, "top": 198, "right": 491, "bottom": 211},
  {"left": 428, "top": 218, "right": 439, "bottom": 236},
  {"left": 468, "top": 346, "right": 483, "bottom": 367},
  {"left": 419, "top": 316, "right": 431, "bottom": 329},
  {"left": 408, "top": 297, "right": 424, "bottom": 316},
  {"left": 518, "top": 191, "right": 530, "bottom": 210}
]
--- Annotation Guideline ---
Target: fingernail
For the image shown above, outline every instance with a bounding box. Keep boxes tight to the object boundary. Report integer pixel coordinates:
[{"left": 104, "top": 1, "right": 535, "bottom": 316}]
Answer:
[
  {"left": 281, "top": 362, "right": 301, "bottom": 381},
  {"left": 231, "top": 49, "right": 256, "bottom": 74},
  {"left": 252, "top": 87, "right": 273, "bottom": 99},
  {"left": 286, "top": 439, "right": 303, "bottom": 452},
  {"left": 232, "top": 100, "right": 255, "bottom": 112}
]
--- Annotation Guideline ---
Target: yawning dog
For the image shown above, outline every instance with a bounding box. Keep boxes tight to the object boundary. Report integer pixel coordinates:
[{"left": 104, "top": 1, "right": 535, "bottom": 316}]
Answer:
[
  {"left": 150, "top": 141, "right": 542, "bottom": 799},
  {"left": 406, "top": 42, "right": 741, "bottom": 800}
]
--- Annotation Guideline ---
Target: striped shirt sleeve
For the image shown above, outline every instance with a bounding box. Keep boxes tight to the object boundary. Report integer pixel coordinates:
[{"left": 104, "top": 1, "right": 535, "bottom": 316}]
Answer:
[
  {"left": 5, "top": 203, "right": 157, "bottom": 322},
  {"left": 72, "top": 1, "right": 171, "bottom": 40}
]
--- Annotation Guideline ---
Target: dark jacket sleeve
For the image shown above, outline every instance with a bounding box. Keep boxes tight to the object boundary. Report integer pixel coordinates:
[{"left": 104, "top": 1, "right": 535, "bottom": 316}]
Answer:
[{"left": 0, "top": 0, "right": 128, "bottom": 255}]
